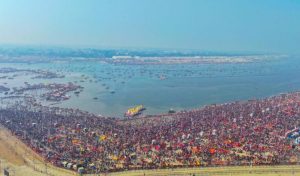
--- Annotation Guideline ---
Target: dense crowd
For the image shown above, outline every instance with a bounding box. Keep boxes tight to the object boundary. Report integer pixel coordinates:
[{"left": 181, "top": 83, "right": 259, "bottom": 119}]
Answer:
[{"left": 0, "top": 92, "right": 300, "bottom": 174}]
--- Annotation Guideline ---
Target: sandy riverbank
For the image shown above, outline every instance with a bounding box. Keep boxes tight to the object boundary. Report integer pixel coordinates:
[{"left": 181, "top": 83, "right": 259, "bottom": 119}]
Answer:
[{"left": 0, "top": 125, "right": 75, "bottom": 176}]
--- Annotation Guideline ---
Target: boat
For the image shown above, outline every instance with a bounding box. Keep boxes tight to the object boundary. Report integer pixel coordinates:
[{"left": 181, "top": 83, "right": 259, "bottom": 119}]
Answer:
[
  {"left": 159, "top": 74, "right": 167, "bottom": 80},
  {"left": 125, "top": 105, "right": 145, "bottom": 117},
  {"left": 168, "top": 108, "right": 176, "bottom": 114}
]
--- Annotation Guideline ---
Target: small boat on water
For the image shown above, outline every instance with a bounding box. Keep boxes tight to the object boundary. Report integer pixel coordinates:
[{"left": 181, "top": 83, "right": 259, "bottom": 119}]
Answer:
[
  {"left": 159, "top": 74, "right": 167, "bottom": 80},
  {"left": 168, "top": 108, "right": 176, "bottom": 114},
  {"left": 124, "top": 105, "right": 145, "bottom": 117}
]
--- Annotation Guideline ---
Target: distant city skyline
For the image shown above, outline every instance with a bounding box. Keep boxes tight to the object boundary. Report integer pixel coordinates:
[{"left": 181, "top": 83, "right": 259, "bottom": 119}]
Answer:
[{"left": 0, "top": 0, "right": 300, "bottom": 54}]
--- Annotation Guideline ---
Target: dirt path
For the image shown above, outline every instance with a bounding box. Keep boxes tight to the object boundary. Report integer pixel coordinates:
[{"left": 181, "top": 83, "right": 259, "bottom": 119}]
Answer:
[{"left": 0, "top": 126, "right": 76, "bottom": 176}]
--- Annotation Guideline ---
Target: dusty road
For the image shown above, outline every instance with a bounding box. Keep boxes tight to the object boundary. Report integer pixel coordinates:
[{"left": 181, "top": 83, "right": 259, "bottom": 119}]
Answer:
[{"left": 0, "top": 126, "right": 75, "bottom": 176}]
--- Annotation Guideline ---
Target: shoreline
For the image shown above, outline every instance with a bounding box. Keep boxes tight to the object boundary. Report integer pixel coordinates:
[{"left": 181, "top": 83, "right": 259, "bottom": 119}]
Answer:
[
  {"left": 0, "top": 55, "right": 297, "bottom": 117},
  {"left": 0, "top": 90, "right": 300, "bottom": 174}
]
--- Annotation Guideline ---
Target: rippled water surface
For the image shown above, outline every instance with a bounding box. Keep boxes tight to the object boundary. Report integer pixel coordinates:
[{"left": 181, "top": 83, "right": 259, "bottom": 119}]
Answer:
[{"left": 1, "top": 57, "right": 300, "bottom": 117}]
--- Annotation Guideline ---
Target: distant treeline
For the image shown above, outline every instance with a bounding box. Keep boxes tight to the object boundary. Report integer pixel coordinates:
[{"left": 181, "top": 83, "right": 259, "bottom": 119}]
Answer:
[{"left": 0, "top": 46, "right": 265, "bottom": 59}]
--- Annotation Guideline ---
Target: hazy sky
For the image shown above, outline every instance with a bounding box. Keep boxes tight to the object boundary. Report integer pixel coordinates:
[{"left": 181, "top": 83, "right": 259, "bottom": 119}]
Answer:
[{"left": 0, "top": 0, "right": 299, "bottom": 53}]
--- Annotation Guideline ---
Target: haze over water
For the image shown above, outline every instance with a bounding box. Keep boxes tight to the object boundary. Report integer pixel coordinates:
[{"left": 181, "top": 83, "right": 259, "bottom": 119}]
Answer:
[
  {"left": 1, "top": 55, "right": 299, "bottom": 117},
  {"left": 1, "top": 0, "right": 300, "bottom": 117}
]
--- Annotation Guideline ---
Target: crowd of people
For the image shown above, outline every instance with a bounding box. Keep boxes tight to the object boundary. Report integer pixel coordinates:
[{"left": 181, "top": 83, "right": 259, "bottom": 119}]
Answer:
[{"left": 0, "top": 92, "right": 299, "bottom": 174}]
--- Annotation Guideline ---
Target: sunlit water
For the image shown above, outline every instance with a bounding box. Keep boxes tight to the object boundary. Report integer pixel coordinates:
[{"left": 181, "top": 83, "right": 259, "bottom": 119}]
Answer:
[{"left": 1, "top": 57, "right": 300, "bottom": 117}]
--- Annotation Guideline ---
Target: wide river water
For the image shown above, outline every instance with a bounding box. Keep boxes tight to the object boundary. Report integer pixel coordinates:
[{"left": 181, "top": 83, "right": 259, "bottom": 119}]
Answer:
[{"left": 1, "top": 56, "right": 300, "bottom": 117}]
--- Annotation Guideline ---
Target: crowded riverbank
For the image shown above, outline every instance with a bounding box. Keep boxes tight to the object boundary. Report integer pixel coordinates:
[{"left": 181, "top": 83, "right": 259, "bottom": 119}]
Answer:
[
  {"left": 0, "top": 91, "right": 299, "bottom": 174},
  {"left": 1, "top": 126, "right": 299, "bottom": 176}
]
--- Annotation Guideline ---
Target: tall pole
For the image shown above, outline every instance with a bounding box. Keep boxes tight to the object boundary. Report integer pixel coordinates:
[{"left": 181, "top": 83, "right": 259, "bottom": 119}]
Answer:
[{"left": 45, "top": 163, "right": 48, "bottom": 175}]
